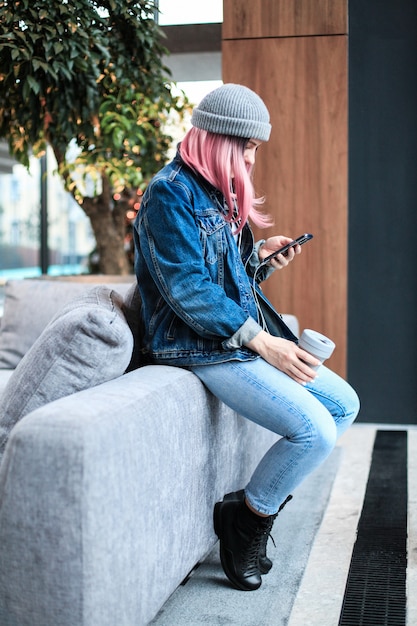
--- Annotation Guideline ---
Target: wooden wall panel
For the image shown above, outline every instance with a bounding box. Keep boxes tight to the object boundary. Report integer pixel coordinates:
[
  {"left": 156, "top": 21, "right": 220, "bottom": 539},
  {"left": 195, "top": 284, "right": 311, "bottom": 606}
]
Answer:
[
  {"left": 222, "top": 32, "right": 348, "bottom": 376},
  {"left": 223, "top": 0, "right": 347, "bottom": 40}
]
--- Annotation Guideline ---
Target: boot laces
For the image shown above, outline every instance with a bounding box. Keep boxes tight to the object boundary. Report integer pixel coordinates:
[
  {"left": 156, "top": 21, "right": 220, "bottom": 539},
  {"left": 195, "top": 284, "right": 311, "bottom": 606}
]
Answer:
[
  {"left": 261, "top": 512, "right": 278, "bottom": 551},
  {"left": 240, "top": 495, "right": 294, "bottom": 570},
  {"left": 260, "top": 496, "right": 293, "bottom": 553},
  {"left": 240, "top": 519, "right": 272, "bottom": 573},
  {"left": 263, "top": 495, "right": 293, "bottom": 550}
]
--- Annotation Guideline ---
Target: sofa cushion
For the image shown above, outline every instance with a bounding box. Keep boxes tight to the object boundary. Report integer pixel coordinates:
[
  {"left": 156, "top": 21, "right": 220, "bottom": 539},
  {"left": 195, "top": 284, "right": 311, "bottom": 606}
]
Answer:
[
  {"left": 0, "top": 278, "right": 134, "bottom": 369},
  {"left": 0, "top": 286, "right": 133, "bottom": 458}
]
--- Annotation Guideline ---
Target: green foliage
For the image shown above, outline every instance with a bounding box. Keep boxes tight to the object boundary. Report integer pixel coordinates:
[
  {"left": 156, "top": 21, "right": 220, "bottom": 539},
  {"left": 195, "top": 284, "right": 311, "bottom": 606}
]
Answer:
[{"left": 0, "top": 0, "right": 190, "bottom": 196}]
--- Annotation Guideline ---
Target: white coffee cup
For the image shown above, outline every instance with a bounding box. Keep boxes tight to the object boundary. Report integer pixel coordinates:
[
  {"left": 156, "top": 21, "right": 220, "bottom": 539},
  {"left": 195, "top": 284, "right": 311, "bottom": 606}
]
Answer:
[{"left": 299, "top": 329, "right": 335, "bottom": 370}]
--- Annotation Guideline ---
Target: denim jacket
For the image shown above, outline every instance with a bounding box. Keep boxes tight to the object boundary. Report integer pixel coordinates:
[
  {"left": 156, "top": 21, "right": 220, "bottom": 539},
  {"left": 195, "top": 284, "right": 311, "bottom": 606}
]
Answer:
[{"left": 134, "top": 152, "right": 295, "bottom": 366}]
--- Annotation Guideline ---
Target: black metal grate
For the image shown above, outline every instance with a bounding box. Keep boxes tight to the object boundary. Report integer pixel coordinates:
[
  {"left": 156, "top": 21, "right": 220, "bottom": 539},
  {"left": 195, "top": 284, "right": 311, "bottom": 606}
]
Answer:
[{"left": 338, "top": 430, "right": 407, "bottom": 626}]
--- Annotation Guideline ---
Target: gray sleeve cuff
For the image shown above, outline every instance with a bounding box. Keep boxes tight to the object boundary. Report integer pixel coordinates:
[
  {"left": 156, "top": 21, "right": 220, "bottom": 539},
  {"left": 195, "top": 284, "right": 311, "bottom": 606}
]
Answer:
[
  {"left": 222, "top": 317, "right": 263, "bottom": 350},
  {"left": 246, "top": 240, "right": 275, "bottom": 283},
  {"left": 246, "top": 239, "right": 264, "bottom": 273}
]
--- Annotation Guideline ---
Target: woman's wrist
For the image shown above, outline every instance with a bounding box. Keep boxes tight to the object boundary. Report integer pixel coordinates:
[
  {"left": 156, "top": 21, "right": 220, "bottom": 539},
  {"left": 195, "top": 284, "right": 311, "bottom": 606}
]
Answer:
[{"left": 244, "top": 329, "right": 270, "bottom": 355}]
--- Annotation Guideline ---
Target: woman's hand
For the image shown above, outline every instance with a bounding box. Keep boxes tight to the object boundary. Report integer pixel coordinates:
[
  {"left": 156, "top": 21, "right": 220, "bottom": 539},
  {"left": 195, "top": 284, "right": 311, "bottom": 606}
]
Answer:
[
  {"left": 259, "top": 236, "right": 301, "bottom": 270},
  {"left": 245, "top": 330, "right": 320, "bottom": 384}
]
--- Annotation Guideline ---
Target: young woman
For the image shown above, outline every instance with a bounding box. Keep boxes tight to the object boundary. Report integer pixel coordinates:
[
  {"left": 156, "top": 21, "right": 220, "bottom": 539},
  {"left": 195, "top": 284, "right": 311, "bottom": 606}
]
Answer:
[{"left": 133, "top": 83, "right": 360, "bottom": 592}]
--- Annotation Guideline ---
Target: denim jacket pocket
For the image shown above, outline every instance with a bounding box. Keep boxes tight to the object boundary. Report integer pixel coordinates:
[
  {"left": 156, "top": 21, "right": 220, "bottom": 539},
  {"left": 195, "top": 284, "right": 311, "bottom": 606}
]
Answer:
[{"left": 195, "top": 209, "right": 228, "bottom": 266}]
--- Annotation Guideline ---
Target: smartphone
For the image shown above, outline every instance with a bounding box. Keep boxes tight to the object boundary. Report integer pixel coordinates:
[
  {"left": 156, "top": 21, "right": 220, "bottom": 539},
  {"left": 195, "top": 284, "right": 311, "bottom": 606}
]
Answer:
[{"left": 262, "top": 233, "right": 313, "bottom": 264}]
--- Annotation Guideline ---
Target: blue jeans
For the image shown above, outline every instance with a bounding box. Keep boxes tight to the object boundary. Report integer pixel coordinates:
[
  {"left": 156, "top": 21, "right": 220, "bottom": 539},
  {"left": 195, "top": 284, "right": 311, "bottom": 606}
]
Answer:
[{"left": 190, "top": 358, "right": 360, "bottom": 515}]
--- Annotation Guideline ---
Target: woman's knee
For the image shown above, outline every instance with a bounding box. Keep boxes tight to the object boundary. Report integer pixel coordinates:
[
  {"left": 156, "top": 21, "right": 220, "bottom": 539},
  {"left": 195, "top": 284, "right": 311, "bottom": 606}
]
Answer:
[
  {"left": 336, "top": 383, "right": 360, "bottom": 435},
  {"left": 315, "top": 367, "right": 360, "bottom": 423},
  {"left": 347, "top": 385, "right": 361, "bottom": 420},
  {"left": 307, "top": 413, "right": 338, "bottom": 458}
]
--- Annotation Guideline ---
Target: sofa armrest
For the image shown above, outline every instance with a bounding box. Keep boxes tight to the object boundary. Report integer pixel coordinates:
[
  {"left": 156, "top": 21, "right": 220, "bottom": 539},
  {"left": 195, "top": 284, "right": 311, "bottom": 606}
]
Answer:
[{"left": 0, "top": 365, "right": 278, "bottom": 626}]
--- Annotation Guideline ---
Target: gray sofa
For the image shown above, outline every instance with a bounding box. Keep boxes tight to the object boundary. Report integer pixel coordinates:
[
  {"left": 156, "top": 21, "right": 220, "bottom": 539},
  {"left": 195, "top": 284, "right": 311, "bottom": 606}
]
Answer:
[{"left": 0, "top": 277, "right": 298, "bottom": 626}]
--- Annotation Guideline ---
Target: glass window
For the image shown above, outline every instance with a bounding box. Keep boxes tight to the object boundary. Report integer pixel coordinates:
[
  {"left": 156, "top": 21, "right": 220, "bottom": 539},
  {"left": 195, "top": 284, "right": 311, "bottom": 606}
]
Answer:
[
  {"left": 45, "top": 149, "right": 95, "bottom": 276},
  {"left": 157, "top": 0, "right": 222, "bottom": 25},
  {"left": 0, "top": 159, "right": 41, "bottom": 280},
  {"left": 0, "top": 149, "right": 94, "bottom": 282}
]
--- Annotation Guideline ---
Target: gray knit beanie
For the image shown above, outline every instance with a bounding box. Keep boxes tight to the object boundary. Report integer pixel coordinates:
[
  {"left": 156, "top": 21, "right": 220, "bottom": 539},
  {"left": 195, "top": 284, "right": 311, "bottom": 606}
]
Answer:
[{"left": 191, "top": 83, "right": 271, "bottom": 142}]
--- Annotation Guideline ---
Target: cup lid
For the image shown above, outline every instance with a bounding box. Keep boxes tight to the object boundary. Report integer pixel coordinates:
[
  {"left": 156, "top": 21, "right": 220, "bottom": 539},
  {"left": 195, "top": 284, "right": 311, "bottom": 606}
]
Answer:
[{"left": 299, "top": 329, "right": 335, "bottom": 360}]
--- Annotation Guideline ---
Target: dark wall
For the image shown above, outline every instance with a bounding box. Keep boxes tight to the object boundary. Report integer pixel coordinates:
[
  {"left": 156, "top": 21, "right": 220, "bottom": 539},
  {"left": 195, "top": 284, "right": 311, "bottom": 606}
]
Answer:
[{"left": 348, "top": 0, "right": 417, "bottom": 423}]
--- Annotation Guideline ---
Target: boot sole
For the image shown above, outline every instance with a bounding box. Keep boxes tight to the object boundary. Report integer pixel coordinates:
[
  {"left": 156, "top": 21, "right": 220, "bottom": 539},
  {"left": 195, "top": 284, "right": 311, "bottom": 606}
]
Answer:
[{"left": 213, "top": 502, "right": 262, "bottom": 592}]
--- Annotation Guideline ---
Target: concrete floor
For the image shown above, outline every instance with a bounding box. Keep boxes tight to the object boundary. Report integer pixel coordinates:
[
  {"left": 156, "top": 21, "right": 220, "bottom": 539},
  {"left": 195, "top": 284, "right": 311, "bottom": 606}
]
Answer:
[{"left": 150, "top": 424, "right": 416, "bottom": 626}]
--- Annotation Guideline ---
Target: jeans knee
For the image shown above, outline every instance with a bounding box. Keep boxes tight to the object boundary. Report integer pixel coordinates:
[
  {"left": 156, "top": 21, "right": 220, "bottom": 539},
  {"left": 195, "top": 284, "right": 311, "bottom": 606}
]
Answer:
[
  {"left": 336, "top": 385, "right": 360, "bottom": 436},
  {"left": 309, "top": 416, "right": 338, "bottom": 458},
  {"left": 350, "top": 387, "right": 361, "bottom": 420}
]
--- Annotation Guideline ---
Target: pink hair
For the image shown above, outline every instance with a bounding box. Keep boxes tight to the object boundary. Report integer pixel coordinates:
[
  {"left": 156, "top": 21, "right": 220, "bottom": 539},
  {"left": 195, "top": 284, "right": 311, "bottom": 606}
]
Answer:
[{"left": 179, "top": 127, "right": 272, "bottom": 232}]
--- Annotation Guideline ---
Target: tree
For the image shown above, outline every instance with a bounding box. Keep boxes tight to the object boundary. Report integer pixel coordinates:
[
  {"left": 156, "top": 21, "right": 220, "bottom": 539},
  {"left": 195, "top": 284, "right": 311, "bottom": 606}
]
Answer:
[{"left": 0, "top": 0, "right": 189, "bottom": 274}]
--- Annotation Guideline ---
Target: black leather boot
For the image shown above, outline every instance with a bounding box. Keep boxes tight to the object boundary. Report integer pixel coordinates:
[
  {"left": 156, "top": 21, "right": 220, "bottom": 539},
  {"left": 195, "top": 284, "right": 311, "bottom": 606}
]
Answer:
[
  {"left": 213, "top": 499, "right": 274, "bottom": 591},
  {"left": 223, "top": 490, "right": 293, "bottom": 574}
]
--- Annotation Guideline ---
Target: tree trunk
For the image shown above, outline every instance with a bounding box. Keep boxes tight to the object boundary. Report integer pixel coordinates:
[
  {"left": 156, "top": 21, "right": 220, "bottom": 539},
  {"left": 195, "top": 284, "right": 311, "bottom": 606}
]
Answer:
[
  {"left": 52, "top": 148, "right": 132, "bottom": 276},
  {"left": 81, "top": 176, "right": 131, "bottom": 275}
]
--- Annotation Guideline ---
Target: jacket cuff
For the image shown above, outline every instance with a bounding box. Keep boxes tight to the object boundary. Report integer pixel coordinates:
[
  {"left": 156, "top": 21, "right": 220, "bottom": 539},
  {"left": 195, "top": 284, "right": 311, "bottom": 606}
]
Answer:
[
  {"left": 222, "top": 317, "right": 263, "bottom": 350},
  {"left": 247, "top": 240, "right": 275, "bottom": 283},
  {"left": 245, "top": 239, "right": 264, "bottom": 273}
]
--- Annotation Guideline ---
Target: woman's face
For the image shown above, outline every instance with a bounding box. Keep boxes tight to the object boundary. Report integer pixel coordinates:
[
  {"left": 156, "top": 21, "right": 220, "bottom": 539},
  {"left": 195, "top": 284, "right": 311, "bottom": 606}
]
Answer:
[
  {"left": 243, "top": 139, "right": 262, "bottom": 167},
  {"left": 231, "top": 138, "right": 262, "bottom": 179}
]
